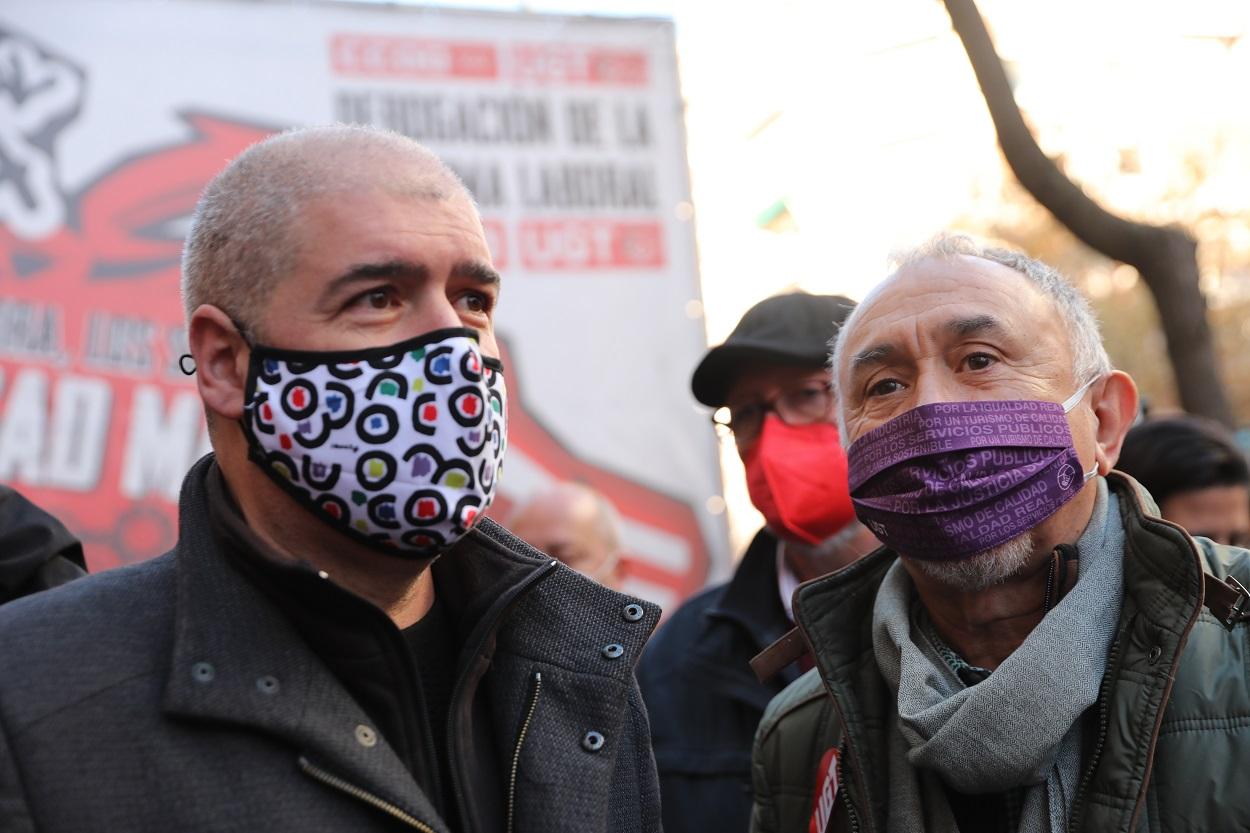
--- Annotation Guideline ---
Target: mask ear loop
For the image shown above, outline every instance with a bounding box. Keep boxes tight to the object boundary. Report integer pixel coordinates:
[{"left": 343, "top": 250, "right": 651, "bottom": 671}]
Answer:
[
  {"left": 1061, "top": 374, "right": 1101, "bottom": 413},
  {"left": 1062, "top": 375, "right": 1105, "bottom": 483}
]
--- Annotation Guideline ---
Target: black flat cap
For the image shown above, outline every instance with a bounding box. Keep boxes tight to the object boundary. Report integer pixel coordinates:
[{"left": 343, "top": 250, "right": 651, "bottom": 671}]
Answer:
[{"left": 691, "top": 292, "right": 856, "bottom": 407}]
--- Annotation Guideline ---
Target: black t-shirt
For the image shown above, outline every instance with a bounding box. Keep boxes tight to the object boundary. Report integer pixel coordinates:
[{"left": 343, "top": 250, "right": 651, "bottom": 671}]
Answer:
[
  {"left": 402, "top": 595, "right": 458, "bottom": 821},
  {"left": 205, "top": 467, "right": 462, "bottom": 827}
]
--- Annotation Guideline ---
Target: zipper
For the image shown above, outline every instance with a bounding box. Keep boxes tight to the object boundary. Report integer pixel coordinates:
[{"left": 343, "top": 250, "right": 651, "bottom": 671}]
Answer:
[
  {"left": 507, "top": 671, "right": 544, "bottom": 833},
  {"left": 1066, "top": 634, "right": 1121, "bottom": 832},
  {"left": 836, "top": 740, "right": 862, "bottom": 833},
  {"left": 822, "top": 686, "right": 874, "bottom": 833},
  {"left": 1121, "top": 518, "right": 1208, "bottom": 832},
  {"left": 445, "top": 559, "right": 560, "bottom": 833},
  {"left": 1065, "top": 491, "right": 1211, "bottom": 831},
  {"left": 298, "top": 755, "right": 438, "bottom": 833},
  {"left": 796, "top": 604, "right": 874, "bottom": 833}
]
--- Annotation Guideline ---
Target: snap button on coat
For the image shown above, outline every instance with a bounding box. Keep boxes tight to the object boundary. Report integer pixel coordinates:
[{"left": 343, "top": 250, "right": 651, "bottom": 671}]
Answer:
[
  {"left": 355, "top": 724, "right": 378, "bottom": 748},
  {"left": 601, "top": 643, "right": 625, "bottom": 660},
  {"left": 582, "top": 731, "right": 606, "bottom": 752},
  {"left": 192, "top": 662, "right": 215, "bottom": 683},
  {"left": 256, "top": 675, "right": 280, "bottom": 694},
  {"left": 623, "top": 603, "right": 645, "bottom": 622}
]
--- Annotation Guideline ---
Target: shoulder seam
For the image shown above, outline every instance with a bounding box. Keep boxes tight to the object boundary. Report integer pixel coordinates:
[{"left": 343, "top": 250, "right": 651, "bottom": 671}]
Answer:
[
  {"left": 8, "top": 667, "right": 160, "bottom": 740},
  {"left": 758, "top": 677, "right": 828, "bottom": 743}
]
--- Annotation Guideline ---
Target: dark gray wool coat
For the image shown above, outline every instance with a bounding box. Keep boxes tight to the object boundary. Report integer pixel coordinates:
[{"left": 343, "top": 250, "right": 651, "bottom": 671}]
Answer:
[{"left": 0, "top": 454, "right": 663, "bottom": 833}]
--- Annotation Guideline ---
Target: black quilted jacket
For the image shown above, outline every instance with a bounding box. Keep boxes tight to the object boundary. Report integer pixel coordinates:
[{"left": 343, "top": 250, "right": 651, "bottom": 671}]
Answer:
[{"left": 0, "top": 484, "right": 86, "bottom": 605}]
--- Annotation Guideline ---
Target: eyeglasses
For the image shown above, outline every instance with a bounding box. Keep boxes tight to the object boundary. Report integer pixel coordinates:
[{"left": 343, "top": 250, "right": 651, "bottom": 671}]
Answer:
[{"left": 711, "top": 381, "right": 834, "bottom": 444}]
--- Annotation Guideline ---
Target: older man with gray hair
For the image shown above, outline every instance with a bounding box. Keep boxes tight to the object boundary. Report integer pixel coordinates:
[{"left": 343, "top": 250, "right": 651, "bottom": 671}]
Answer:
[
  {"left": 509, "top": 482, "right": 625, "bottom": 590},
  {"left": 750, "top": 234, "right": 1250, "bottom": 833},
  {"left": 0, "top": 124, "right": 662, "bottom": 833}
]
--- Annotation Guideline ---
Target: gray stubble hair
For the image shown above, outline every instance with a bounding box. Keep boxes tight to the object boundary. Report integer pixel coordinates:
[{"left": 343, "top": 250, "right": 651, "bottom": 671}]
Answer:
[{"left": 180, "top": 123, "right": 471, "bottom": 338}]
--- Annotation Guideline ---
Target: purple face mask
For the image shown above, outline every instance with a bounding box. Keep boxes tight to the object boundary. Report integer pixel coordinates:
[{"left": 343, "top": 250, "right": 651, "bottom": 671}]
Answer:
[{"left": 846, "top": 379, "right": 1099, "bottom": 561}]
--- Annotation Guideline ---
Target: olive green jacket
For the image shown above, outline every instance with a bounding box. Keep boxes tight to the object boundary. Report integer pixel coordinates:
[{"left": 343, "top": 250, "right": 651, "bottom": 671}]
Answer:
[{"left": 750, "top": 473, "right": 1250, "bottom": 833}]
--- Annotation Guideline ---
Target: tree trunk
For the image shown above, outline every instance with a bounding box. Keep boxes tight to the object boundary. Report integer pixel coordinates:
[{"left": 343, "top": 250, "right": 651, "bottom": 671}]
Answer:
[{"left": 943, "top": 0, "right": 1234, "bottom": 427}]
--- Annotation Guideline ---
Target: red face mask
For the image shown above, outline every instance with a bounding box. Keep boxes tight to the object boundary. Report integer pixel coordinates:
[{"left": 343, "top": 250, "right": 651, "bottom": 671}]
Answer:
[{"left": 743, "top": 416, "right": 856, "bottom": 546}]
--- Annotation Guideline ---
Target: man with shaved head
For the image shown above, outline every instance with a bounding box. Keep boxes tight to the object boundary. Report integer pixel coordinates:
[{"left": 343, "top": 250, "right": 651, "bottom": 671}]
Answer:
[
  {"left": 750, "top": 235, "right": 1250, "bottom": 833},
  {"left": 0, "top": 125, "right": 663, "bottom": 833},
  {"left": 509, "top": 483, "right": 624, "bottom": 590}
]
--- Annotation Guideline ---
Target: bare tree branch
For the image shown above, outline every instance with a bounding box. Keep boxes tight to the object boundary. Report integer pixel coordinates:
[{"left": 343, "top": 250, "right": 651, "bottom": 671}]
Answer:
[{"left": 943, "top": 0, "right": 1234, "bottom": 426}]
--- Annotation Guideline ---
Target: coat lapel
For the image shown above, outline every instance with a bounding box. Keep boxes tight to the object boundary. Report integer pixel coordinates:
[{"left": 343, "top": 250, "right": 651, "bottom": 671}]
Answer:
[
  {"left": 793, "top": 546, "right": 896, "bottom": 833},
  {"left": 161, "top": 456, "right": 449, "bottom": 832},
  {"left": 1075, "top": 474, "right": 1205, "bottom": 832}
]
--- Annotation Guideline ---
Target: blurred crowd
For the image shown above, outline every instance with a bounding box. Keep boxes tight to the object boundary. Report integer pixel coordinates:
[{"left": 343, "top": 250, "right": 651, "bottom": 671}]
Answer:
[{"left": 2, "top": 125, "right": 1249, "bottom": 833}]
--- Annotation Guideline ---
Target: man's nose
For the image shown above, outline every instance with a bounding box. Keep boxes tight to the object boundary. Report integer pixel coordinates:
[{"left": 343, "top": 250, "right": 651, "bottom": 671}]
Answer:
[
  {"left": 911, "top": 366, "right": 962, "bottom": 408},
  {"left": 412, "top": 291, "right": 466, "bottom": 336}
]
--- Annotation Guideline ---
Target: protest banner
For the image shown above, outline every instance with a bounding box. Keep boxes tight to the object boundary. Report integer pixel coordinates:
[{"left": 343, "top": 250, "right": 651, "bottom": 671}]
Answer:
[{"left": 0, "top": 0, "right": 724, "bottom": 609}]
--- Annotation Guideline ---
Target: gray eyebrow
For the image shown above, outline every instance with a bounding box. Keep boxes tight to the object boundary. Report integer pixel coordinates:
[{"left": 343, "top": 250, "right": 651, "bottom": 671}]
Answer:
[
  {"left": 852, "top": 344, "right": 894, "bottom": 370},
  {"left": 946, "top": 314, "right": 1005, "bottom": 337},
  {"left": 847, "top": 314, "right": 1009, "bottom": 380}
]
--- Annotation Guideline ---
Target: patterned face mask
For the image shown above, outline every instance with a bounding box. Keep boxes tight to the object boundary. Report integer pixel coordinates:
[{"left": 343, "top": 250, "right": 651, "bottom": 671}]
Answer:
[{"left": 240, "top": 327, "right": 507, "bottom": 558}]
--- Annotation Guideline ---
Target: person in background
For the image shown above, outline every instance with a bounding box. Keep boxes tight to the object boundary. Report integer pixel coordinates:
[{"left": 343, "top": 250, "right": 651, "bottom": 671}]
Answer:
[
  {"left": 0, "top": 125, "right": 662, "bottom": 833},
  {"left": 508, "top": 482, "right": 625, "bottom": 590},
  {"left": 0, "top": 485, "right": 87, "bottom": 604},
  {"left": 638, "top": 291, "right": 878, "bottom": 833},
  {"left": 1116, "top": 415, "right": 1250, "bottom": 547},
  {"left": 751, "top": 234, "right": 1250, "bottom": 833}
]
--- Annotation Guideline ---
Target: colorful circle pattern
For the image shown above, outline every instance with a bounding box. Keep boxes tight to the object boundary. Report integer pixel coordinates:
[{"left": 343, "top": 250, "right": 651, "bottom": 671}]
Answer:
[{"left": 241, "top": 332, "right": 507, "bottom": 557}]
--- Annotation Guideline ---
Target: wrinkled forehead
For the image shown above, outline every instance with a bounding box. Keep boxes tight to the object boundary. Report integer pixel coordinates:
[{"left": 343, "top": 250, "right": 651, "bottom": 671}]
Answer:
[
  {"left": 835, "top": 256, "right": 1058, "bottom": 378},
  {"left": 287, "top": 179, "right": 486, "bottom": 252}
]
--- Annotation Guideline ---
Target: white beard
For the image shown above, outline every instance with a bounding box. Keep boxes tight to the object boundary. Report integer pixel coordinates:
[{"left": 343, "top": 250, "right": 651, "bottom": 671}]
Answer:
[{"left": 909, "top": 532, "right": 1036, "bottom": 592}]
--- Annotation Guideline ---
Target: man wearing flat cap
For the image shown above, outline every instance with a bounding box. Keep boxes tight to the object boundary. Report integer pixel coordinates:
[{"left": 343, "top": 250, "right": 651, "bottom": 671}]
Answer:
[{"left": 638, "top": 291, "right": 877, "bottom": 833}]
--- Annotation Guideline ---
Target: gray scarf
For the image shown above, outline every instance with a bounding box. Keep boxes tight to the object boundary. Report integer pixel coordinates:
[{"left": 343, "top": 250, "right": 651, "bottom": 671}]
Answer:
[{"left": 872, "top": 479, "right": 1124, "bottom": 833}]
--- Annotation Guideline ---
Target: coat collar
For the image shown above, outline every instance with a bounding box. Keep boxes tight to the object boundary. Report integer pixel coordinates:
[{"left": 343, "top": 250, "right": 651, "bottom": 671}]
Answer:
[{"left": 465, "top": 517, "right": 661, "bottom": 687}]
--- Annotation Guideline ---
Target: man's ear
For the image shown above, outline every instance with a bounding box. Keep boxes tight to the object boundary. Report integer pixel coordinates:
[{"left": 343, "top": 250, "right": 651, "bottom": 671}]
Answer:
[
  {"left": 605, "top": 551, "right": 625, "bottom": 592},
  {"left": 1091, "top": 370, "right": 1139, "bottom": 474},
  {"left": 189, "top": 305, "right": 250, "bottom": 421}
]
